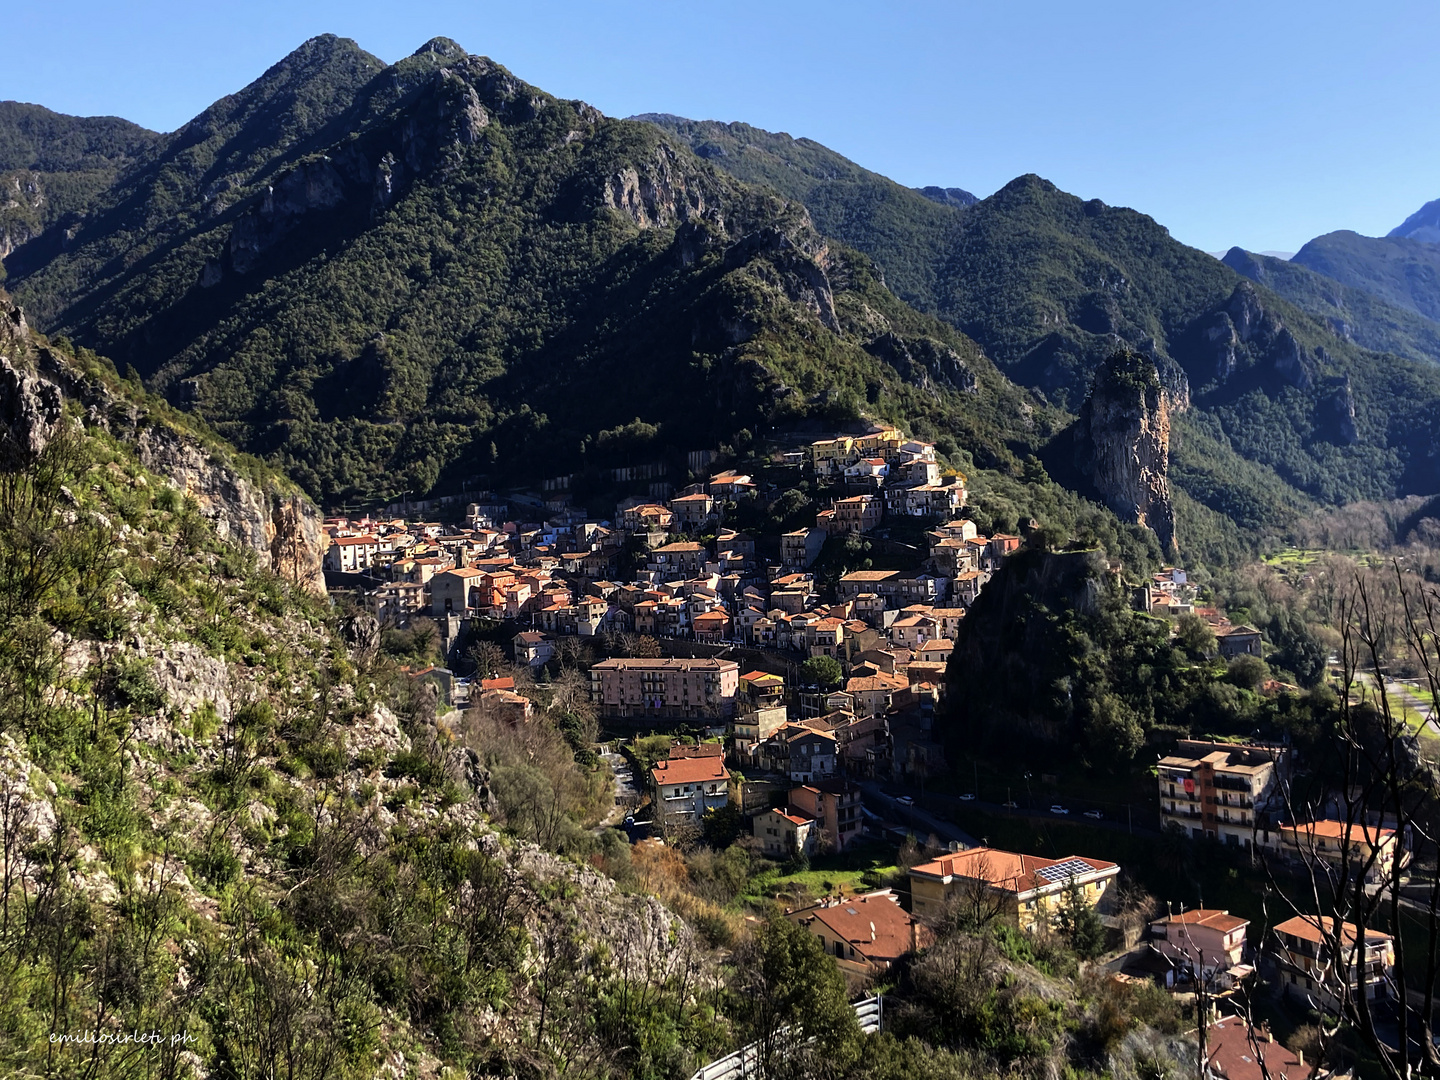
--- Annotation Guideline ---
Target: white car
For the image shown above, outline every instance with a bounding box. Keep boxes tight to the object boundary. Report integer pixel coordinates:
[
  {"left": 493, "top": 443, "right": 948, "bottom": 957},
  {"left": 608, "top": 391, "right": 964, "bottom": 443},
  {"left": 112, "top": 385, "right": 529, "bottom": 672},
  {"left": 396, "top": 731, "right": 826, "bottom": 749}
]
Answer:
[
  {"left": 1050, "top": 805, "right": 1069, "bottom": 815},
  {"left": 959, "top": 793, "right": 976, "bottom": 801},
  {"left": 1083, "top": 810, "right": 1103, "bottom": 820},
  {"left": 896, "top": 795, "right": 915, "bottom": 807},
  {"left": 1002, "top": 800, "right": 1018, "bottom": 809}
]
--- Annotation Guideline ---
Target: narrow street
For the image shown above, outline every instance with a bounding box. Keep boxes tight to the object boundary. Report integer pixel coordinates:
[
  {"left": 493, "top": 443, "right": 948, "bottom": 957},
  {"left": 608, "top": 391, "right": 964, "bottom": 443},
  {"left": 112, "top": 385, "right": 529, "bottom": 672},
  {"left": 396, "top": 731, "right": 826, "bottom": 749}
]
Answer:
[{"left": 597, "top": 748, "right": 640, "bottom": 829}]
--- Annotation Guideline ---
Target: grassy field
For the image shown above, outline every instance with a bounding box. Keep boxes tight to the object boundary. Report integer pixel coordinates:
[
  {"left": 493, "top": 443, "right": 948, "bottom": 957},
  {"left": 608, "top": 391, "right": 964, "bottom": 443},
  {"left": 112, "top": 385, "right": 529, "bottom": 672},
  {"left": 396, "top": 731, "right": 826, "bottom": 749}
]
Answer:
[
  {"left": 744, "top": 839, "right": 900, "bottom": 904},
  {"left": 1262, "top": 547, "right": 1385, "bottom": 574}
]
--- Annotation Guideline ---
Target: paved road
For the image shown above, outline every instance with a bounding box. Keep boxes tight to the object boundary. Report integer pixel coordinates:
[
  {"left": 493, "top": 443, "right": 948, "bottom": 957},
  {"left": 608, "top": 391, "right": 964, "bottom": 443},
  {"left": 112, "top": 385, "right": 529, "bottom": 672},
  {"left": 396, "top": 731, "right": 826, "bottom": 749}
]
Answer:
[
  {"left": 597, "top": 749, "right": 640, "bottom": 829},
  {"left": 920, "top": 789, "right": 1161, "bottom": 838},
  {"left": 1354, "top": 672, "right": 1438, "bottom": 730},
  {"left": 1387, "top": 678, "right": 1437, "bottom": 726},
  {"left": 860, "top": 781, "right": 979, "bottom": 848}
]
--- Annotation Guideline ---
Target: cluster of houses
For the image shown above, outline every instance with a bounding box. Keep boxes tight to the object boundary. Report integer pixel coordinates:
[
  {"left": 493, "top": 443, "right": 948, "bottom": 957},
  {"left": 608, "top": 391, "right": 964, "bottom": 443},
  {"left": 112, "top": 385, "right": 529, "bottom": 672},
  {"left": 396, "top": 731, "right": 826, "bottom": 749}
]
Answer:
[
  {"left": 322, "top": 429, "right": 1022, "bottom": 774},
  {"left": 323, "top": 428, "right": 1390, "bottom": 1042},
  {"left": 1157, "top": 739, "right": 1405, "bottom": 883},
  {"left": 1138, "top": 568, "right": 1264, "bottom": 658},
  {"left": 635, "top": 718, "right": 1403, "bottom": 1020}
]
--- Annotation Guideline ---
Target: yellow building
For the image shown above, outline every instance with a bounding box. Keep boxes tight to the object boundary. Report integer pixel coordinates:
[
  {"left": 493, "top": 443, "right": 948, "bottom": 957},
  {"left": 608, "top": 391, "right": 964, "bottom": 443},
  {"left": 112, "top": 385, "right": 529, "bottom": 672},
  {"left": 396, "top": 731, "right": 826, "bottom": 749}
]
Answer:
[
  {"left": 739, "top": 670, "right": 786, "bottom": 707},
  {"left": 909, "top": 847, "right": 1120, "bottom": 932},
  {"left": 1271, "top": 915, "right": 1393, "bottom": 1009},
  {"left": 854, "top": 428, "right": 905, "bottom": 459},
  {"left": 810, "top": 437, "right": 859, "bottom": 477}
]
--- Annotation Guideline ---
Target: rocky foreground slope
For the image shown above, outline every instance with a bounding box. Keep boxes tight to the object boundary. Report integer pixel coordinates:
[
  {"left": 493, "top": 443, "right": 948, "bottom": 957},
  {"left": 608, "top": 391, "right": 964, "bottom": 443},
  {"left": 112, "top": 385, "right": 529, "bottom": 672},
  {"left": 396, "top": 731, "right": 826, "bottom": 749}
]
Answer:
[{"left": 0, "top": 292, "right": 719, "bottom": 1078}]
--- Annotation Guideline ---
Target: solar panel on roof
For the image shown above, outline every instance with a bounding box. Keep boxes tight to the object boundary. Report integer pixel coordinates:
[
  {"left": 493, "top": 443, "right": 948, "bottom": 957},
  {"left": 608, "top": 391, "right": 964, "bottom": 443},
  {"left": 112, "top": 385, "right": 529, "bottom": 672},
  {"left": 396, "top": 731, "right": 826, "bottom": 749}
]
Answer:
[{"left": 1034, "top": 858, "right": 1094, "bottom": 883}]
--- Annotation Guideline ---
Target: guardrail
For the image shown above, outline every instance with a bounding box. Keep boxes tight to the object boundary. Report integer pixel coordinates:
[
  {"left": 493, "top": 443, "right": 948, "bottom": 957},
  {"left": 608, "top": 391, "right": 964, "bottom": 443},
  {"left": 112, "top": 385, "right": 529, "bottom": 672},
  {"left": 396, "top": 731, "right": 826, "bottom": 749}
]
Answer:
[{"left": 689, "top": 996, "right": 883, "bottom": 1080}]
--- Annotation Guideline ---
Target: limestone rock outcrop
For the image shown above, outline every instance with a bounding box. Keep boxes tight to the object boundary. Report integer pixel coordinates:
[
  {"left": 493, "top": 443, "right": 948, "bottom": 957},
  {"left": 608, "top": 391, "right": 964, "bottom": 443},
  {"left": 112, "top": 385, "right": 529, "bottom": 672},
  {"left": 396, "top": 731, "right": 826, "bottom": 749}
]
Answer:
[
  {"left": 0, "top": 354, "right": 64, "bottom": 467},
  {"left": 0, "top": 294, "right": 327, "bottom": 592},
  {"left": 602, "top": 142, "right": 714, "bottom": 230},
  {"left": 1074, "top": 351, "right": 1178, "bottom": 553},
  {"left": 1190, "top": 281, "right": 1322, "bottom": 392},
  {"left": 134, "top": 426, "right": 327, "bottom": 593}
]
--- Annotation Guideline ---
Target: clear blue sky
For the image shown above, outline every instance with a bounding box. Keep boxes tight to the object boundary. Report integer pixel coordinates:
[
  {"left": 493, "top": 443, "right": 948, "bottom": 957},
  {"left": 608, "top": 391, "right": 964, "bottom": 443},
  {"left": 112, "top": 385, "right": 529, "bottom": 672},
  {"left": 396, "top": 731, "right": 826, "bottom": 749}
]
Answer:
[{"left": 6, "top": 0, "right": 1438, "bottom": 254}]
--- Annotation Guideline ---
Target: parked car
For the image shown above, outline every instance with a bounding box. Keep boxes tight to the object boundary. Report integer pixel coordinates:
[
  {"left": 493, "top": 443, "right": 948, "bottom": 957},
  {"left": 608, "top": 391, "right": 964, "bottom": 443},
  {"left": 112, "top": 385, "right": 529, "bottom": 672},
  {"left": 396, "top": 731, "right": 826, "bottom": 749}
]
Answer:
[
  {"left": 1002, "top": 800, "right": 1019, "bottom": 809},
  {"left": 896, "top": 795, "right": 915, "bottom": 807},
  {"left": 1050, "top": 805, "right": 1069, "bottom": 815},
  {"left": 1083, "top": 810, "right": 1103, "bottom": 820},
  {"left": 959, "top": 793, "right": 975, "bottom": 801}
]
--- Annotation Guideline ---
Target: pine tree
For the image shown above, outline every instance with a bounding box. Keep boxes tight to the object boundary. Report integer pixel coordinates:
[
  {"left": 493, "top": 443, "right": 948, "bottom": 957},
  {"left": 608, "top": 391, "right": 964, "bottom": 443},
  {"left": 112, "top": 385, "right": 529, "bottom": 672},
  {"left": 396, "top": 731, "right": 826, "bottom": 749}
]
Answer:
[{"left": 1055, "top": 876, "right": 1106, "bottom": 959}]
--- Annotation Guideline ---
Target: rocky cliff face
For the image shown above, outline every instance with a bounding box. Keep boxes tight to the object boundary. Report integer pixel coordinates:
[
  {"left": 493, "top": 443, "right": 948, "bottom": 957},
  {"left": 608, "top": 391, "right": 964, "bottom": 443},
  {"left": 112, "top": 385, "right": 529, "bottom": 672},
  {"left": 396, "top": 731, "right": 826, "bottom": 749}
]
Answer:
[
  {"left": 602, "top": 141, "right": 715, "bottom": 230},
  {"left": 132, "top": 425, "right": 327, "bottom": 591},
  {"left": 1074, "top": 350, "right": 1178, "bottom": 554},
  {"left": 0, "top": 294, "right": 327, "bottom": 592},
  {"left": 1190, "top": 281, "right": 1317, "bottom": 390},
  {"left": 0, "top": 303, "right": 64, "bottom": 467}
]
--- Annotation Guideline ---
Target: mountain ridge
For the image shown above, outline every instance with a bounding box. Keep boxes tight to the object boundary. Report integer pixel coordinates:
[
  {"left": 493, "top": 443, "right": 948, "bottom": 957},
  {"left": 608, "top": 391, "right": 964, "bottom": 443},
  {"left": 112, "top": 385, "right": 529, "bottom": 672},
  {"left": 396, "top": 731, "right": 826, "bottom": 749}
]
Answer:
[
  {"left": 1223, "top": 245, "right": 1440, "bottom": 368},
  {"left": 1390, "top": 196, "right": 1440, "bottom": 243},
  {"left": 0, "top": 101, "right": 162, "bottom": 263},
  {"left": 6, "top": 41, "right": 1440, "bottom": 566},
  {"left": 1289, "top": 229, "right": 1440, "bottom": 325},
  {"left": 5, "top": 38, "right": 1054, "bottom": 513}
]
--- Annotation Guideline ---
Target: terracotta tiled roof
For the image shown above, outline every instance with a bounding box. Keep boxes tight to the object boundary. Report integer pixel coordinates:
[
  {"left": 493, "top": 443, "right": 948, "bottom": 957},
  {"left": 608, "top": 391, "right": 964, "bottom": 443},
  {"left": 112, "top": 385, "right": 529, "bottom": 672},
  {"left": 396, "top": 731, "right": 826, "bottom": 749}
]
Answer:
[
  {"left": 1204, "top": 1018, "right": 1313, "bottom": 1080},
  {"left": 652, "top": 757, "right": 730, "bottom": 785},
  {"left": 1273, "top": 914, "right": 1391, "bottom": 947},
  {"left": 910, "top": 847, "right": 1118, "bottom": 895},
  {"left": 769, "top": 807, "right": 814, "bottom": 826},
  {"left": 1276, "top": 819, "right": 1396, "bottom": 844},
  {"left": 794, "top": 892, "right": 926, "bottom": 965},
  {"left": 845, "top": 672, "right": 906, "bottom": 693}
]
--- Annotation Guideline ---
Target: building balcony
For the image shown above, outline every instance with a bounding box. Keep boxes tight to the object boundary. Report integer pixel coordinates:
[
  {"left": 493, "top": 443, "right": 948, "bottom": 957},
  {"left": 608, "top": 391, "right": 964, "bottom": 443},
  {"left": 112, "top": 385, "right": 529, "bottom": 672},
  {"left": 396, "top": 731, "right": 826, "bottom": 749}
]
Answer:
[
  {"left": 1163, "top": 808, "right": 1203, "bottom": 821},
  {"left": 1164, "top": 792, "right": 1202, "bottom": 805}
]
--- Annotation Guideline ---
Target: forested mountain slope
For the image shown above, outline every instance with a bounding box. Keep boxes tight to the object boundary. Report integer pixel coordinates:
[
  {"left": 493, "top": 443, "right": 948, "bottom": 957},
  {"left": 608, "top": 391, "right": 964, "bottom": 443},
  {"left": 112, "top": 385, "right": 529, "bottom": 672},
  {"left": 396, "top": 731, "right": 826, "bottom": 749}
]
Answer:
[
  {"left": 635, "top": 114, "right": 969, "bottom": 316},
  {"left": 1223, "top": 246, "right": 1440, "bottom": 368},
  {"left": 4, "top": 38, "right": 1049, "bottom": 508},
  {"left": 636, "top": 119, "right": 1440, "bottom": 533},
  {"left": 907, "top": 179, "right": 1440, "bottom": 520},
  {"left": 0, "top": 101, "right": 160, "bottom": 262},
  {"left": 3, "top": 34, "right": 385, "bottom": 326}
]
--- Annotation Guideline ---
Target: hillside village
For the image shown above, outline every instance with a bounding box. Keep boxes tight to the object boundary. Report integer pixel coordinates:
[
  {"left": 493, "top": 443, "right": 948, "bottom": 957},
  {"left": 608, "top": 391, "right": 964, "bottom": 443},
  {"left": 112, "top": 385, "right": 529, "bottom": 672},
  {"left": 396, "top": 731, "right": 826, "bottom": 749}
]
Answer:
[
  {"left": 5, "top": 22, "right": 1440, "bottom": 1078},
  {"left": 320, "top": 425, "right": 1410, "bottom": 1068}
]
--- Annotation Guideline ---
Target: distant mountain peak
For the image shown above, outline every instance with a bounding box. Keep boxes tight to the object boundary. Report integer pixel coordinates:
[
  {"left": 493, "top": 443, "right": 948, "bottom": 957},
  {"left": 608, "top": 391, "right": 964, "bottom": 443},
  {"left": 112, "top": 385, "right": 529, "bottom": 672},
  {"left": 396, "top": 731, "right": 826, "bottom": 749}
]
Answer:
[
  {"left": 277, "top": 33, "right": 374, "bottom": 66},
  {"left": 995, "top": 173, "right": 1059, "bottom": 201},
  {"left": 413, "top": 36, "right": 468, "bottom": 59},
  {"left": 1389, "top": 197, "right": 1440, "bottom": 244},
  {"left": 916, "top": 185, "right": 976, "bottom": 208}
]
